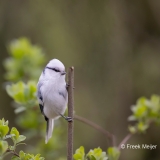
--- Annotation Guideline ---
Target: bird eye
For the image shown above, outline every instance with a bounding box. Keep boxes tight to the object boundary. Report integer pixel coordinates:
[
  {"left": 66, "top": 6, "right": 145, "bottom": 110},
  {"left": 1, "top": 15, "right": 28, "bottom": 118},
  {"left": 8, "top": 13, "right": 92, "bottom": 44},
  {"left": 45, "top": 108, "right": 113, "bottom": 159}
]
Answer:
[
  {"left": 53, "top": 68, "right": 60, "bottom": 72},
  {"left": 46, "top": 67, "right": 60, "bottom": 72}
]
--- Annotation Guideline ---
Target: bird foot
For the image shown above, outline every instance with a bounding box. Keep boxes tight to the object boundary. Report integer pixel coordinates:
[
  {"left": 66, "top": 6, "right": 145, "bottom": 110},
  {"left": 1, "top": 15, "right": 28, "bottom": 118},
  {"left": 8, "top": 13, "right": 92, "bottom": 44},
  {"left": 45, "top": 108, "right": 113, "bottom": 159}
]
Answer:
[
  {"left": 65, "top": 116, "right": 73, "bottom": 122},
  {"left": 60, "top": 114, "right": 73, "bottom": 122}
]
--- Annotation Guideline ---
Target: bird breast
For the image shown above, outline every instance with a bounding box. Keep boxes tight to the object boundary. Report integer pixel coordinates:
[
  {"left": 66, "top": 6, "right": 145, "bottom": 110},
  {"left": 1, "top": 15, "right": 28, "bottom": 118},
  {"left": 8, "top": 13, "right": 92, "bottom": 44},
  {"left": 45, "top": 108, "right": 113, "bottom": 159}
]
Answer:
[{"left": 42, "top": 80, "right": 68, "bottom": 119}]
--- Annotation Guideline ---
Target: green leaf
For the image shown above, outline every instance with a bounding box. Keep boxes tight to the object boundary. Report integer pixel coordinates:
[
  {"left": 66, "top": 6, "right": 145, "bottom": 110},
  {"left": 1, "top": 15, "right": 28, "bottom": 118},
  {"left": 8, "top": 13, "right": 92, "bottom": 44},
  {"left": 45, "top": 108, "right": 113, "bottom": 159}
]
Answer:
[
  {"left": 28, "top": 81, "right": 37, "bottom": 97},
  {"left": 17, "top": 135, "right": 26, "bottom": 143},
  {"left": 137, "top": 122, "right": 148, "bottom": 132},
  {"left": 73, "top": 154, "right": 83, "bottom": 160},
  {"left": 107, "top": 147, "right": 120, "bottom": 160},
  {"left": 6, "top": 81, "right": 25, "bottom": 104},
  {"left": 87, "top": 147, "right": 108, "bottom": 160},
  {"left": 6, "top": 81, "right": 37, "bottom": 108},
  {"left": 0, "top": 125, "right": 9, "bottom": 139},
  {"left": 10, "top": 127, "right": 19, "bottom": 143},
  {"left": 150, "top": 95, "right": 160, "bottom": 105},
  {"left": 128, "top": 126, "right": 137, "bottom": 134},
  {"left": 11, "top": 156, "right": 20, "bottom": 160},
  {"left": 19, "top": 151, "right": 44, "bottom": 160},
  {"left": 19, "top": 150, "right": 25, "bottom": 158},
  {"left": 35, "top": 154, "right": 41, "bottom": 160},
  {"left": 73, "top": 146, "right": 85, "bottom": 160},
  {"left": 4, "top": 37, "right": 45, "bottom": 81},
  {"left": 90, "top": 155, "right": 96, "bottom": 160},
  {"left": 134, "top": 105, "right": 148, "bottom": 119},
  {"left": 0, "top": 119, "right": 9, "bottom": 126},
  {"left": 0, "top": 140, "right": 8, "bottom": 155}
]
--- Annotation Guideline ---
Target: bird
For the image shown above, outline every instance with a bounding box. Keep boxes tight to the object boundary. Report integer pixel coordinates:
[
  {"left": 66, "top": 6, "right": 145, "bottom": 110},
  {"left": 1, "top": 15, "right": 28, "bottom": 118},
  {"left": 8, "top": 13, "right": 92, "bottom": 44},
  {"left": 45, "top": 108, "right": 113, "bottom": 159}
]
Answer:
[{"left": 37, "top": 59, "right": 72, "bottom": 143}]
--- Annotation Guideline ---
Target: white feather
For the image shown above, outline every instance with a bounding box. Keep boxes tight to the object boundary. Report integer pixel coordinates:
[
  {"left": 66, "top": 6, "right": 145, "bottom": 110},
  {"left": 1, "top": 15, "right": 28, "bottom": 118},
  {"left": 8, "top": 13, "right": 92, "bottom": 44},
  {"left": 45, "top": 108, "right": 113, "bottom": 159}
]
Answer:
[{"left": 45, "top": 119, "right": 54, "bottom": 144}]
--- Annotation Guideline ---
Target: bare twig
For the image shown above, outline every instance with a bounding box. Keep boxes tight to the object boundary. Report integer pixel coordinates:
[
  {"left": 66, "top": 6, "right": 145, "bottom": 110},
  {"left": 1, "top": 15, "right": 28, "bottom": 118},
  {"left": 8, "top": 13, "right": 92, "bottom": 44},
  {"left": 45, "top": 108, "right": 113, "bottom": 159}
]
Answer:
[
  {"left": 67, "top": 67, "right": 74, "bottom": 160},
  {"left": 74, "top": 115, "right": 116, "bottom": 147},
  {"left": 6, "top": 149, "right": 19, "bottom": 157},
  {"left": 118, "top": 133, "right": 132, "bottom": 150}
]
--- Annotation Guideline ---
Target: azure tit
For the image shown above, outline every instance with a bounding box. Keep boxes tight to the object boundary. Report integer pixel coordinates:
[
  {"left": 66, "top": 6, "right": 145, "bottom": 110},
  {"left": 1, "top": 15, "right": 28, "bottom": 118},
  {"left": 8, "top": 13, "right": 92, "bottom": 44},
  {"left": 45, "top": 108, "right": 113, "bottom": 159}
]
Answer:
[{"left": 37, "top": 59, "right": 72, "bottom": 143}]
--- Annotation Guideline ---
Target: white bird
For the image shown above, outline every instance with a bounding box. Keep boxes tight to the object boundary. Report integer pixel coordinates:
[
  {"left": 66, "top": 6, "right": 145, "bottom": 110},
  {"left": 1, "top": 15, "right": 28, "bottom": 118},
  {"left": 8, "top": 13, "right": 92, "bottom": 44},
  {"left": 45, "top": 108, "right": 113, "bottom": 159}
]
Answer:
[{"left": 37, "top": 59, "right": 72, "bottom": 143}]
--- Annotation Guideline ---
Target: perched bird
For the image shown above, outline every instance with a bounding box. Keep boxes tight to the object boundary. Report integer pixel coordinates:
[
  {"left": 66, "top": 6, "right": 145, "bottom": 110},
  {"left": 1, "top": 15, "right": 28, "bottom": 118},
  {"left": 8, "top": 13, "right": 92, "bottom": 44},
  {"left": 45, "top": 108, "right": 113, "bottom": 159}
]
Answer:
[{"left": 37, "top": 59, "right": 71, "bottom": 143}]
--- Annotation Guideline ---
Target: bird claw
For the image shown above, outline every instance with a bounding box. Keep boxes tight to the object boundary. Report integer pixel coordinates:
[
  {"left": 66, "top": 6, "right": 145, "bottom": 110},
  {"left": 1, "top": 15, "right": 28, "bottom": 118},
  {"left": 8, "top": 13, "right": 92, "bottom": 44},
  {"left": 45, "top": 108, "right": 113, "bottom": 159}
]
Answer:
[
  {"left": 60, "top": 114, "right": 73, "bottom": 122},
  {"left": 65, "top": 117, "right": 73, "bottom": 122}
]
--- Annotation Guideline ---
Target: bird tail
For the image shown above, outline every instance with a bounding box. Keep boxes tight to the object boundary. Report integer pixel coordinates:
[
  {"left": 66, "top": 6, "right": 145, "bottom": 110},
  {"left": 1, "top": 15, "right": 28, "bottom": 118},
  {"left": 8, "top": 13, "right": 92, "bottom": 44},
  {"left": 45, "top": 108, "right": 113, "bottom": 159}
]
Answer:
[{"left": 45, "top": 119, "right": 54, "bottom": 144}]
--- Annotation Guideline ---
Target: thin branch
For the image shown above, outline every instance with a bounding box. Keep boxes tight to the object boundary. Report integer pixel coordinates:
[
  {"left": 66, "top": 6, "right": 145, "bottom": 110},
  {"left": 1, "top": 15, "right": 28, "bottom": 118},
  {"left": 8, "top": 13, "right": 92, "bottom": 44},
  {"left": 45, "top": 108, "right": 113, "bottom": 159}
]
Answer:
[
  {"left": 67, "top": 67, "right": 74, "bottom": 160},
  {"left": 6, "top": 149, "right": 19, "bottom": 157},
  {"left": 118, "top": 133, "right": 132, "bottom": 150},
  {"left": 74, "top": 115, "right": 116, "bottom": 147}
]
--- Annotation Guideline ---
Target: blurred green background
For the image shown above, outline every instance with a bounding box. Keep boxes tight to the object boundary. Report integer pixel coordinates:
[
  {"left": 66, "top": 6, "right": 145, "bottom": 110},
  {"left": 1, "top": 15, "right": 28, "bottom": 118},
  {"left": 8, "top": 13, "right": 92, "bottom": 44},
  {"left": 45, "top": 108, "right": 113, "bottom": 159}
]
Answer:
[{"left": 0, "top": 1, "right": 160, "bottom": 160}]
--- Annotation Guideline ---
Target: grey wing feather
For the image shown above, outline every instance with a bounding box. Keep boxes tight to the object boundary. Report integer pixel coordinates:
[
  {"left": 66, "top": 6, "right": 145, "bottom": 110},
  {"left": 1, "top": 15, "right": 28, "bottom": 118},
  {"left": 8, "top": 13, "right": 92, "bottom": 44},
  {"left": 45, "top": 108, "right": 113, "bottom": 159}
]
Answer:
[
  {"left": 59, "top": 87, "right": 68, "bottom": 100},
  {"left": 59, "top": 91, "right": 67, "bottom": 100},
  {"left": 37, "top": 81, "right": 46, "bottom": 117},
  {"left": 37, "top": 82, "right": 43, "bottom": 104}
]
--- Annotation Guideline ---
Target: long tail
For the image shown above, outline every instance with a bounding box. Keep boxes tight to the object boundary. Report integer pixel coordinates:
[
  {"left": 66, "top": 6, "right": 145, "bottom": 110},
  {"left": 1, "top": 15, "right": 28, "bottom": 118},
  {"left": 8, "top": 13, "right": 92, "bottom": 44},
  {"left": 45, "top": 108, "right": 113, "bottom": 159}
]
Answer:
[{"left": 45, "top": 119, "right": 54, "bottom": 144}]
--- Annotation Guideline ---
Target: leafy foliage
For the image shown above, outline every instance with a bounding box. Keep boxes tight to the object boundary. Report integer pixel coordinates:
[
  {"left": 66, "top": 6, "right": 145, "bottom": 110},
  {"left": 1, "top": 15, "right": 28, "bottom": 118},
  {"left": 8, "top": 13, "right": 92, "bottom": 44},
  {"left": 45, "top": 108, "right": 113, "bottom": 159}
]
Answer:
[
  {"left": 6, "top": 81, "right": 37, "bottom": 113},
  {"left": 0, "top": 141, "right": 8, "bottom": 156},
  {"left": 87, "top": 147, "right": 108, "bottom": 160},
  {"left": 4, "top": 37, "right": 45, "bottom": 82},
  {"left": 128, "top": 95, "right": 160, "bottom": 133},
  {"left": 107, "top": 147, "right": 120, "bottom": 160},
  {"left": 73, "top": 146, "right": 108, "bottom": 160},
  {"left": 73, "top": 146, "right": 85, "bottom": 160},
  {"left": 12, "top": 151, "right": 44, "bottom": 160},
  {"left": 0, "top": 118, "right": 44, "bottom": 160},
  {"left": 0, "top": 119, "right": 9, "bottom": 140},
  {"left": 10, "top": 127, "right": 26, "bottom": 144}
]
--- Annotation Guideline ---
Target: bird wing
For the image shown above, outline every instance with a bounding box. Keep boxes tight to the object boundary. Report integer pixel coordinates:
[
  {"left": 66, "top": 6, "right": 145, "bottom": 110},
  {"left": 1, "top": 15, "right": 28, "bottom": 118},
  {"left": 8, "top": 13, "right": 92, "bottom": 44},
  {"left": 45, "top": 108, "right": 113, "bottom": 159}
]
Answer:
[
  {"left": 37, "top": 82, "right": 45, "bottom": 115},
  {"left": 59, "top": 89, "right": 68, "bottom": 100},
  {"left": 37, "top": 82, "right": 43, "bottom": 104}
]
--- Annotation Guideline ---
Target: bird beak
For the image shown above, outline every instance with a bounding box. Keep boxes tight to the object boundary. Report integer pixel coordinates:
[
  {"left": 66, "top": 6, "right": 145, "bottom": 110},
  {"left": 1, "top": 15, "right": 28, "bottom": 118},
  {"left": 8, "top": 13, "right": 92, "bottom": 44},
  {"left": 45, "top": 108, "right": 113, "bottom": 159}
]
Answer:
[{"left": 61, "top": 71, "right": 66, "bottom": 75}]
